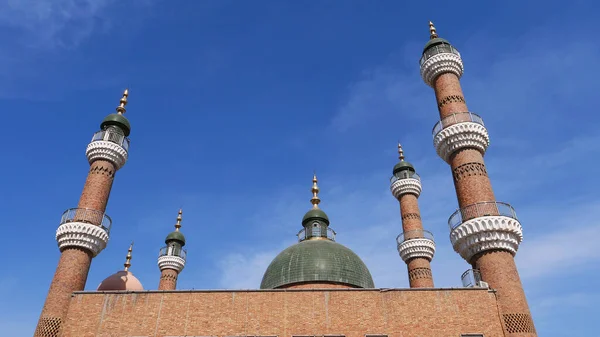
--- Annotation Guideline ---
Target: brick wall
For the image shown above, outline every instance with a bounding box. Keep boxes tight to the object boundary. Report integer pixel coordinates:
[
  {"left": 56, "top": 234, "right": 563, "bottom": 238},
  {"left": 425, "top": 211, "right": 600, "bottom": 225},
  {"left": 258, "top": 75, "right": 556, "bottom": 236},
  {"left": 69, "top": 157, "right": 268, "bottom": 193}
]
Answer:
[{"left": 62, "top": 288, "right": 504, "bottom": 337}]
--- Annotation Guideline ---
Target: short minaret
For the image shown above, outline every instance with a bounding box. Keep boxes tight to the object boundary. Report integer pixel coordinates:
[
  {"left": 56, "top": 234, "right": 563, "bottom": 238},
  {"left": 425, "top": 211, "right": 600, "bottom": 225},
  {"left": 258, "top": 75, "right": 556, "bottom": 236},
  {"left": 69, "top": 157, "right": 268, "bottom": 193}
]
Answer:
[
  {"left": 390, "top": 144, "right": 435, "bottom": 288},
  {"left": 34, "top": 90, "right": 132, "bottom": 337},
  {"left": 157, "top": 209, "right": 187, "bottom": 290},
  {"left": 420, "top": 22, "right": 536, "bottom": 336}
]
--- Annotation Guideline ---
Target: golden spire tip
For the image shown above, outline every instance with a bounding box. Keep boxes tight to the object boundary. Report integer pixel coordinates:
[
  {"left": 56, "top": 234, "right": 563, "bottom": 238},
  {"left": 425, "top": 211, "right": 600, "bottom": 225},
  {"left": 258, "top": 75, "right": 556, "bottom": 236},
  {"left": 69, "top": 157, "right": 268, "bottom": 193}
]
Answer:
[
  {"left": 175, "top": 208, "right": 183, "bottom": 231},
  {"left": 310, "top": 172, "right": 321, "bottom": 208},
  {"left": 429, "top": 21, "right": 438, "bottom": 39},
  {"left": 398, "top": 142, "right": 405, "bottom": 161},
  {"left": 116, "top": 88, "right": 129, "bottom": 115},
  {"left": 124, "top": 241, "right": 133, "bottom": 271}
]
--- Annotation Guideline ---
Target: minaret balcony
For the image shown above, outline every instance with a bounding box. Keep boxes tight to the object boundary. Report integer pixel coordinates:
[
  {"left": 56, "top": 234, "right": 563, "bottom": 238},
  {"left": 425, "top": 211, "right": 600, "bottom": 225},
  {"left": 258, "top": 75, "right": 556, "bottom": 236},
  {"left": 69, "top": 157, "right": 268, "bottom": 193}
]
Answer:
[
  {"left": 432, "top": 112, "right": 490, "bottom": 163},
  {"left": 86, "top": 130, "right": 130, "bottom": 169},
  {"left": 297, "top": 226, "right": 336, "bottom": 242},
  {"left": 159, "top": 246, "right": 187, "bottom": 260},
  {"left": 158, "top": 246, "right": 187, "bottom": 272},
  {"left": 55, "top": 208, "right": 111, "bottom": 257},
  {"left": 449, "top": 201, "right": 524, "bottom": 262},
  {"left": 419, "top": 43, "right": 464, "bottom": 86},
  {"left": 419, "top": 43, "right": 461, "bottom": 66},
  {"left": 396, "top": 229, "right": 436, "bottom": 262},
  {"left": 390, "top": 171, "right": 422, "bottom": 198},
  {"left": 461, "top": 268, "right": 488, "bottom": 288}
]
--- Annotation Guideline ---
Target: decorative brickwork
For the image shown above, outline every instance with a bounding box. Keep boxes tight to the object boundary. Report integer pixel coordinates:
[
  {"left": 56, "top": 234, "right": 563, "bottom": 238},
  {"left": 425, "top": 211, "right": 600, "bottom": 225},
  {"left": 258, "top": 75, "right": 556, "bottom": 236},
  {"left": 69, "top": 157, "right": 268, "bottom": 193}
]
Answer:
[
  {"left": 161, "top": 273, "right": 177, "bottom": 282},
  {"left": 453, "top": 162, "right": 488, "bottom": 181},
  {"left": 158, "top": 269, "right": 179, "bottom": 290},
  {"left": 89, "top": 164, "right": 115, "bottom": 178},
  {"left": 503, "top": 313, "right": 536, "bottom": 334},
  {"left": 401, "top": 213, "right": 421, "bottom": 221},
  {"left": 438, "top": 95, "right": 465, "bottom": 109},
  {"left": 408, "top": 267, "right": 432, "bottom": 281},
  {"left": 33, "top": 317, "right": 61, "bottom": 337}
]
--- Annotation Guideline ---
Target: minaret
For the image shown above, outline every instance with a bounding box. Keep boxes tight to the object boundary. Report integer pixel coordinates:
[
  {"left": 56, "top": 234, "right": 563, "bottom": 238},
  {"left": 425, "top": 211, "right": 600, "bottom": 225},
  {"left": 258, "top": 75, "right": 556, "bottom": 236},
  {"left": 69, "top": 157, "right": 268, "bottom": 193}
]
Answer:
[
  {"left": 34, "top": 90, "right": 132, "bottom": 337},
  {"left": 420, "top": 22, "right": 536, "bottom": 336},
  {"left": 390, "top": 144, "right": 435, "bottom": 288},
  {"left": 157, "top": 209, "right": 187, "bottom": 290}
]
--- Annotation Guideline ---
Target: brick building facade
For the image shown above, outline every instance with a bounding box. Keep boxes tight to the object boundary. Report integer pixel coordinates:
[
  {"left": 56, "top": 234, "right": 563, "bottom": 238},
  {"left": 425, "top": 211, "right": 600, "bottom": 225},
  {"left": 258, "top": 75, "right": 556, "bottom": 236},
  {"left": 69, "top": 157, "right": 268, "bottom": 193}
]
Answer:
[{"left": 34, "top": 23, "right": 537, "bottom": 337}]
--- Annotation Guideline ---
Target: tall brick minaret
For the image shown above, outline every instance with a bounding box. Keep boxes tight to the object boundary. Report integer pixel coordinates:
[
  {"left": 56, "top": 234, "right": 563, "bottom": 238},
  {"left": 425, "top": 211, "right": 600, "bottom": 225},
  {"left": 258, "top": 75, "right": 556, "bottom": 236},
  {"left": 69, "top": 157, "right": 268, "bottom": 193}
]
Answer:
[
  {"left": 420, "top": 22, "right": 536, "bottom": 336},
  {"left": 34, "top": 90, "right": 132, "bottom": 337},
  {"left": 157, "top": 209, "right": 187, "bottom": 290},
  {"left": 390, "top": 144, "right": 435, "bottom": 288}
]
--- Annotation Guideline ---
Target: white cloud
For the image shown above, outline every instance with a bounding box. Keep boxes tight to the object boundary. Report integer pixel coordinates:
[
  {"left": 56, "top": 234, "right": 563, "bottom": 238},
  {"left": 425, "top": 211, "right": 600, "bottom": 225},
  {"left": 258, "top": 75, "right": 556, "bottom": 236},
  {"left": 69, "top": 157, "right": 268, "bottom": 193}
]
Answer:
[{"left": 0, "top": 0, "right": 117, "bottom": 49}]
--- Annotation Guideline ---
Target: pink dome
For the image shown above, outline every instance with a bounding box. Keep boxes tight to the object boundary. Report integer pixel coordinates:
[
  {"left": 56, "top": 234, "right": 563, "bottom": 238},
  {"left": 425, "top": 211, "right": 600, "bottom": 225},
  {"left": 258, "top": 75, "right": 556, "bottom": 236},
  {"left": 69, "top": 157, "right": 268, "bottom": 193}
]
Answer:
[{"left": 97, "top": 271, "right": 144, "bottom": 291}]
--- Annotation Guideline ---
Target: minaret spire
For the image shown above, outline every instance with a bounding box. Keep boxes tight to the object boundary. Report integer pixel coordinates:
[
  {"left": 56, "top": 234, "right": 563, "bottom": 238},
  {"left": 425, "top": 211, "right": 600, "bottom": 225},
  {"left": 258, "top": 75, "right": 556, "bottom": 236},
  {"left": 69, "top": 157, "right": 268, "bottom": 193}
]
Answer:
[
  {"left": 311, "top": 172, "right": 321, "bottom": 209},
  {"left": 398, "top": 142, "right": 405, "bottom": 161},
  {"left": 429, "top": 21, "right": 438, "bottom": 39},
  {"left": 175, "top": 208, "right": 183, "bottom": 231},
  {"left": 116, "top": 89, "right": 129, "bottom": 115},
  {"left": 124, "top": 242, "right": 134, "bottom": 271}
]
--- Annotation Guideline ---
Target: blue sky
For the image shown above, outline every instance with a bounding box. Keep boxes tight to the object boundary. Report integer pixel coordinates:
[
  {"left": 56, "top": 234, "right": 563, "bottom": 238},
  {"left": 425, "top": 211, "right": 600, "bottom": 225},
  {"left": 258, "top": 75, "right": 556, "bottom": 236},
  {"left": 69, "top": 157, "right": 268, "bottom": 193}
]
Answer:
[{"left": 0, "top": 0, "right": 597, "bottom": 335}]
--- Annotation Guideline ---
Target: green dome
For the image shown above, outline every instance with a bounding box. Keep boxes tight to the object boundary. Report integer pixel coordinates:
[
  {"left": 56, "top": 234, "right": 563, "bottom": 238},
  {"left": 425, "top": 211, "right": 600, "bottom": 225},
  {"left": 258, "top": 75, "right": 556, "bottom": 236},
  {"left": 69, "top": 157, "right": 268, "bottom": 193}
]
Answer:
[
  {"left": 101, "top": 113, "right": 131, "bottom": 136},
  {"left": 423, "top": 37, "right": 451, "bottom": 53},
  {"left": 260, "top": 239, "right": 375, "bottom": 289},
  {"left": 165, "top": 231, "right": 186, "bottom": 246},
  {"left": 393, "top": 161, "right": 415, "bottom": 175},
  {"left": 302, "top": 208, "right": 329, "bottom": 225}
]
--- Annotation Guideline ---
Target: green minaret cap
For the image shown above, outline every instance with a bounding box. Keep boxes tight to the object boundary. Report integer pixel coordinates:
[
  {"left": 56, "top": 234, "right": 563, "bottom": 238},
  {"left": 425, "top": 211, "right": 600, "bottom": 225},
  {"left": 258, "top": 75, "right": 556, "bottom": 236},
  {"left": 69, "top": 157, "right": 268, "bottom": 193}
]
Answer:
[
  {"left": 100, "top": 89, "right": 131, "bottom": 136},
  {"left": 301, "top": 173, "right": 330, "bottom": 225},
  {"left": 422, "top": 21, "right": 452, "bottom": 53},
  {"left": 165, "top": 209, "right": 186, "bottom": 246},
  {"left": 393, "top": 143, "right": 415, "bottom": 175}
]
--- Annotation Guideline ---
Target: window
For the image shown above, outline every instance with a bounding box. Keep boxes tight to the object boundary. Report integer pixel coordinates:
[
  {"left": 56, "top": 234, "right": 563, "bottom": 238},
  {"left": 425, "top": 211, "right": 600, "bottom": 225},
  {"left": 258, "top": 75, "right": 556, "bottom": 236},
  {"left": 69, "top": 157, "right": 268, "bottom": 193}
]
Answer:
[{"left": 461, "top": 334, "right": 484, "bottom": 337}]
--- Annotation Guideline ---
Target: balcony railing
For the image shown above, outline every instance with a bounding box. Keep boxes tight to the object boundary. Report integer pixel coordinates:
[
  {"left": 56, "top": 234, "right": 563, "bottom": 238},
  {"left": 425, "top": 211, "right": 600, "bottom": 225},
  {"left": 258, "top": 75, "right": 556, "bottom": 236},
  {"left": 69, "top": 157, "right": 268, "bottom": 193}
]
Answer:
[
  {"left": 432, "top": 112, "right": 485, "bottom": 138},
  {"left": 448, "top": 201, "right": 518, "bottom": 231},
  {"left": 419, "top": 43, "right": 461, "bottom": 66},
  {"left": 91, "top": 129, "right": 130, "bottom": 152},
  {"left": 461, "top": 269, "right": 482, "bottom": 288},
  {"left": 396, "top": 229, "right": 434, "bottom": 247},
  {"left": 60, "top": 208, "right": 112, "bottom": 234},
  {"left": 159, "top": 246, "right": 187, "bottom": 260},
  {"left": 390, "top": 171, "right": 421, "bottom": 184},
  {"left": 297, "top": 227, "right": 336, "bottom": 242}
]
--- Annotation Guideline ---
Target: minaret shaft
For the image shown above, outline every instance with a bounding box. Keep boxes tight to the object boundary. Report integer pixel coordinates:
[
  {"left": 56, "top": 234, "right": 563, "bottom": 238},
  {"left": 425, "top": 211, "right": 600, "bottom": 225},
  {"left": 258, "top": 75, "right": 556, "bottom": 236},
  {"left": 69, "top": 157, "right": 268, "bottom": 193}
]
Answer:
[
  {"left": 76, "top": 160, "right": 116, "bottom": 212},
  {"left": 399, "top": 194, "right": 434, "bottom": 288},
  {"left": 35, "top": 163, "right": 115, "bottom": 337},
  {"left": 158, "top": 269, "right": 179, "bottom": 290},
  {"left": 430, "top": 65, "right": 535, "bottom": 335},
  {"left": 433, "top": 74, "right": 497, "bottom": 206}
]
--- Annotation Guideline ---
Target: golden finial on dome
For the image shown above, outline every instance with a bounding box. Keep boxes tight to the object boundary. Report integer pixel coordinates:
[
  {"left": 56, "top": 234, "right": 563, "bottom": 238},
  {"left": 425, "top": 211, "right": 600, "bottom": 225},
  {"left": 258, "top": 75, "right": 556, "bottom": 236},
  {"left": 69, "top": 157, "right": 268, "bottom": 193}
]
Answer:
[
  {"left": 116, "top": 89, "right": 129, "bottom": 115},
  {"left": 398, "top": 142, "right": 405, "bottom": 161},
  {"left": 429, "top": 21, "right": 438, "bottom": 39},
  {"left": 124, "top": 242, "right": 134, "bottom": 271},
  {"left": 311, "top": 172, "right": 321, "bottom": 209},
  {"left": 174, "top": 208, "right": 183, "bottom": 231}
]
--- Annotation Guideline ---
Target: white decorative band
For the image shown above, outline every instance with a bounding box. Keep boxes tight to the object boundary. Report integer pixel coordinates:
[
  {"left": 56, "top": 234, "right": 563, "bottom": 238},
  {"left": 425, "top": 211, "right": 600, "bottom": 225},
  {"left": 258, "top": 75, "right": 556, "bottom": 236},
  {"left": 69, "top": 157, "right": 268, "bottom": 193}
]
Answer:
[
  {"left": 158, "top": 255, "right": 186, "bottom": 273},
  {"left": 420, "top": 52, "right": 464, "bottom": 87},
  {"left": 390, "top": 178, "right": 422, "bottom": 199},
  {"left": 450, "top": 215, "right": 523, "bottom": 262},
  {"left": 397, "top": 238, "right": 436, "bottom": 262},
  {"left": 433, "top": 122, "right": 490, "bottom": 163},
  {"left": 56, "top": 222, "right": 109, "bottom": 257},
  {"left": 86, "top": 140, "right": 128, "bottom": 170}
]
